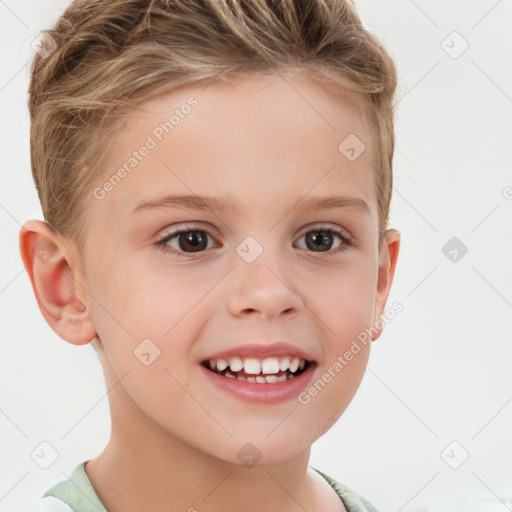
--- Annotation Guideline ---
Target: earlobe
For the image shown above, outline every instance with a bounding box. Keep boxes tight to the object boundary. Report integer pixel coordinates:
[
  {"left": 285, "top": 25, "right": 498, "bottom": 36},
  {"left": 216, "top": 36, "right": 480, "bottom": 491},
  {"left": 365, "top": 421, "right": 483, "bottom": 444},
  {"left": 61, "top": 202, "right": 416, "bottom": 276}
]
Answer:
[
  {"left": 371, "top": 229, "right": 400, "bottom": 342},
  {"left": 19, "top": 220, "right": 97, "bottom": 346}
]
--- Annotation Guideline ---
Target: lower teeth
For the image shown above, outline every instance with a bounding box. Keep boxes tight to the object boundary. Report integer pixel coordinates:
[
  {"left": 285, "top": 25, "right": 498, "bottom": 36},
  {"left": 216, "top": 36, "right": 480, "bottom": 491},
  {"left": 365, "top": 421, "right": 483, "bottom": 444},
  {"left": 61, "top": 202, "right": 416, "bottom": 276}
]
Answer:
[{"left": 223, "top": 371, "right": 295, "bottom": 383}]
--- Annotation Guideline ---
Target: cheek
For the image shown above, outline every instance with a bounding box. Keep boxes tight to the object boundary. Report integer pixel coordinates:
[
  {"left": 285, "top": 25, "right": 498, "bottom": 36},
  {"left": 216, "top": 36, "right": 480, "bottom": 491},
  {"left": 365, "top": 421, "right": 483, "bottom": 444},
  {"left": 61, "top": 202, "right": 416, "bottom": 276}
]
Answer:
[
  {"left": 89, "top": 253, "right": 217, "bottom": 335},
  {"left": 316, "top": 346, "right": 370, "bottom": 431},
  {"left": 299, "top": 260, "right": 375, "bottom": 424},
  {"left": 86, "top": 258, "right": 216, "bottom": 390},
  {"left": 308, "top": 260, "right": 377, "bottom": 345}
]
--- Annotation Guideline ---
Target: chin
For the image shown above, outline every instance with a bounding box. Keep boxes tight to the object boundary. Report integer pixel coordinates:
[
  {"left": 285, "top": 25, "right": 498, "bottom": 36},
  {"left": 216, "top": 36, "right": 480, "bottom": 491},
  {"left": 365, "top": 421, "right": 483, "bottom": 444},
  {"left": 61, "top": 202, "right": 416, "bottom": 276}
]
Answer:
[{"left": 202, "top": 428, "right": 313, "bottom": 468}]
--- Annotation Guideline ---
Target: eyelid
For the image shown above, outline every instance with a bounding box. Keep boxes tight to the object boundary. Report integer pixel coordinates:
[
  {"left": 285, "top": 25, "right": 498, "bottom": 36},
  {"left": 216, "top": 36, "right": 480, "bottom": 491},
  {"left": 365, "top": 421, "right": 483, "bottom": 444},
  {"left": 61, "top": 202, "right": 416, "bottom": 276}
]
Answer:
[
  {"left": 156, "top": 222, "right": 351, "bottom": 241},
  {"left": 296, "top": 222, "right": 353, "bottom": 242},
  {"left": 294, "top": 224, "right": 353, "bottom": 255},
  {"left": 298, "top": 221, "right": 349, "bottom": 233},
  {"left": 154, "top": 221, "right": 354, "bottom": 257},
  {"left": 155, "top": 222, "right": 218, "bottom": 241},
  {"left": 154, "top": 223, "right": 219, "bottom": 256}
]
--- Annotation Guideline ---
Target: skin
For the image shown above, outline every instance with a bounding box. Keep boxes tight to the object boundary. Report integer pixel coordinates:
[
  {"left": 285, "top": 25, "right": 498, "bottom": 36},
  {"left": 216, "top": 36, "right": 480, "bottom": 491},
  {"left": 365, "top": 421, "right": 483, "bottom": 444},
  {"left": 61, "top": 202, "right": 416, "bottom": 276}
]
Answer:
[{"left": 20, "top": 69, "right": 399, "bottom": 512}]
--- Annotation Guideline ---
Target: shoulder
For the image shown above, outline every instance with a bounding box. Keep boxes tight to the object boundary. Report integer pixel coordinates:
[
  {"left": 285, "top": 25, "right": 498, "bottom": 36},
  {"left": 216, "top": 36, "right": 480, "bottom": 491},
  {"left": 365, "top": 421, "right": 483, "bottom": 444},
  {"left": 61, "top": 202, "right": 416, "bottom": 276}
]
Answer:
[
  {"left": 35, "top": 460, "right": 108, "bottom": 512},
  {"left": 313, "top": 468, "right": 380, "bottom": 512},
  {"left": 29, "top": 496, "right": 73, "bottom": 512}
]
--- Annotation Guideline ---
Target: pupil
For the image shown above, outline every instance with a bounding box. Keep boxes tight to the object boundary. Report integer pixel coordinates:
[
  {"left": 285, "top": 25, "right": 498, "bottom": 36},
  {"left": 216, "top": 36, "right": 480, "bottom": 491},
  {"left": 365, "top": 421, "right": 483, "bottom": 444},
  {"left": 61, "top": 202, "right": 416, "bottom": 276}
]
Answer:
[
  {"left": 180, "top": 231, "right": 207, "bottom": 252},
  {"left": 306, "top": 231, "right": 332, "bottom": 251}
]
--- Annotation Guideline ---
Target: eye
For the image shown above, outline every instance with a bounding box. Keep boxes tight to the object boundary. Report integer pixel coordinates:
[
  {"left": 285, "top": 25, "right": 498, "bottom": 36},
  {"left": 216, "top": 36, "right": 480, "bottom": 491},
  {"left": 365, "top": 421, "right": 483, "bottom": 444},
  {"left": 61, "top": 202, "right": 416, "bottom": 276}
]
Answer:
[
  {"left": 155, "top": 226, "right": 217, "bottom": 256},
  {"left": 295, "top": 227, "right": 352, "bottom": 256},
  {"left": 154, "top": 224, "right": 353, "bottom": 258}
]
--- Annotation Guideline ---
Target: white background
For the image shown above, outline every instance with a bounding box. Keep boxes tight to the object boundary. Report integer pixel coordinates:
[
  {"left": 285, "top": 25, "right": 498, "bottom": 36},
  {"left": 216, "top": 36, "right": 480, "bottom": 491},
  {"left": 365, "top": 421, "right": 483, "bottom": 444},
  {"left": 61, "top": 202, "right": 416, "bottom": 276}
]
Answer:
[{"left": 1, "top": 1, "right": 511, "bottom": 511}]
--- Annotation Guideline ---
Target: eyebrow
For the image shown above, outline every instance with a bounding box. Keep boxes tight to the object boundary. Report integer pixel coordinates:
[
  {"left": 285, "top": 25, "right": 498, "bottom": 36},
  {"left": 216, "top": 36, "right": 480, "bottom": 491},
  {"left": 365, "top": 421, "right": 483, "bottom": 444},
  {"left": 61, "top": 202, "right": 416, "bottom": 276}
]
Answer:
[
  {"left": 132, "top": 194, "right": 240, "bottom": 214},
  {"left": 132, "top": 194, "right": 370, "bottom": 215}
]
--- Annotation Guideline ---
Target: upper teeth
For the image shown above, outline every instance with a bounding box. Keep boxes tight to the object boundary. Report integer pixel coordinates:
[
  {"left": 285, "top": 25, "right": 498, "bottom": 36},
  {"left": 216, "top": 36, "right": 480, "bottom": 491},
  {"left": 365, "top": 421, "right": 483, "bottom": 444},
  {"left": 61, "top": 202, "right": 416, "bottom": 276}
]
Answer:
[{"left": 208, "top": 356, "right": 306, "bottom": 375}]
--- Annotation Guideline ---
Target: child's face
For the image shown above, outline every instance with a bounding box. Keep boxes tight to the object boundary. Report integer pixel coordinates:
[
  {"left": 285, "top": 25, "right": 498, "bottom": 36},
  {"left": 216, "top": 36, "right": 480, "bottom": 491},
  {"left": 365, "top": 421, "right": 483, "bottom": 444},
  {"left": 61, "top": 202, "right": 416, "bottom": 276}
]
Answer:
[{"left": 72, "top": 70, "right": 399, "bottom": 465}]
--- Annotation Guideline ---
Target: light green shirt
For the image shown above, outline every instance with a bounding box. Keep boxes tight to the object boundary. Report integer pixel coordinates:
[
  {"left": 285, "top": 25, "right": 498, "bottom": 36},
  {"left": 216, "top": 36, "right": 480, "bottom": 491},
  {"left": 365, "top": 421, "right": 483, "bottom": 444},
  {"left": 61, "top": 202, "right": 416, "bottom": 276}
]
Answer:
[{"left": 42, "top": 461, "right": 379, "bottom": 512}]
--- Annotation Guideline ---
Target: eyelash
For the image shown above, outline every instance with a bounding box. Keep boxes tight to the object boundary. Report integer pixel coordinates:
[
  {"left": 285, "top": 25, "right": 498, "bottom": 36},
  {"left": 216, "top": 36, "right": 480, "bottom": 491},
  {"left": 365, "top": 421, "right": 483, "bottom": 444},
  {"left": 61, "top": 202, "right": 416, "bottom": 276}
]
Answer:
[{"left": 154, "top": 225, "right": 353, "bottom": 259}]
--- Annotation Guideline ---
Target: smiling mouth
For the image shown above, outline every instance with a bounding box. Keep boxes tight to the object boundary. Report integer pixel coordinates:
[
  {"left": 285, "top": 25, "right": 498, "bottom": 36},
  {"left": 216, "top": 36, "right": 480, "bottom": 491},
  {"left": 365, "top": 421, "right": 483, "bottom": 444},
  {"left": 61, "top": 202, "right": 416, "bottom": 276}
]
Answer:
[{"left": 201, "top": 356, "right": 312, "bottom": 383}]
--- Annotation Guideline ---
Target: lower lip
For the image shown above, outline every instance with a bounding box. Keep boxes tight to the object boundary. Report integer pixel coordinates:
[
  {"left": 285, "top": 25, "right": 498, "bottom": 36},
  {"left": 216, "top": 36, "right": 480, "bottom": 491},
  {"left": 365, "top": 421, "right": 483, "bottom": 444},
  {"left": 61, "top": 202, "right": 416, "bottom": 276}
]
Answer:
[{"left": 199, "top": 364, "right": 315, "bottom": 404}]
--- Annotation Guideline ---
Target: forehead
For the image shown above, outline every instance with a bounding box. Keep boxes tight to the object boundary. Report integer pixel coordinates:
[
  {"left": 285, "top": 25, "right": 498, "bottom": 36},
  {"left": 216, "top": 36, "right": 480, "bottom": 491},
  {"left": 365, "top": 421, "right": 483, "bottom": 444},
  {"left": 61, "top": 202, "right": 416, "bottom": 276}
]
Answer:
[
  {"left": 135, "top": 69, "right": 373, "bottom": 141},
  {"left": 89, "top": 69, "right": 377, "bottom": 225}
]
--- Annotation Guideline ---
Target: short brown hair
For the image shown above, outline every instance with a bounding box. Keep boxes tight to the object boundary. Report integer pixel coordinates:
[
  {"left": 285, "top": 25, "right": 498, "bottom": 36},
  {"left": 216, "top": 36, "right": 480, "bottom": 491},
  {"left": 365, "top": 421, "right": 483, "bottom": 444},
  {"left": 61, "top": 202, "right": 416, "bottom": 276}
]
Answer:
[{"left": 28, "top": 0, "right": 398, "bottom": 252}]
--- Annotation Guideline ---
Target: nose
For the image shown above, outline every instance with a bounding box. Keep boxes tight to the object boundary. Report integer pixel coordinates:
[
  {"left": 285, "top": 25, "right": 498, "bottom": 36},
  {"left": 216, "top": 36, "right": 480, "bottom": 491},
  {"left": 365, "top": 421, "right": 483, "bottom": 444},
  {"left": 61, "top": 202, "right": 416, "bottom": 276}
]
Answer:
[{"left": 226, "top": 257, "right": 304, "bottom": 320}]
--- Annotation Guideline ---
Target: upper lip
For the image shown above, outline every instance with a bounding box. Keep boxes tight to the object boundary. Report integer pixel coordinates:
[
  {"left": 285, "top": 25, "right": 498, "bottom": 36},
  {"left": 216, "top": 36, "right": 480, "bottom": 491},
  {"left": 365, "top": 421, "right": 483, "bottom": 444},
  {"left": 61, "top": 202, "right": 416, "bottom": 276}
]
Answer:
[{"left": 201, "top": 342, "right": 316, "bottom": 363}]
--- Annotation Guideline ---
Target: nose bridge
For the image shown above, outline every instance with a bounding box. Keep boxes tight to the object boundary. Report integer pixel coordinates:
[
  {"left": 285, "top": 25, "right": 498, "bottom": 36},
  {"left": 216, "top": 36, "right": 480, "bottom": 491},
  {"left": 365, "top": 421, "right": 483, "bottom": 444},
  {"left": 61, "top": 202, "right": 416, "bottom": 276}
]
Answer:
[{"left": 226, "top": 242, "right": 303, "bottom": 319}]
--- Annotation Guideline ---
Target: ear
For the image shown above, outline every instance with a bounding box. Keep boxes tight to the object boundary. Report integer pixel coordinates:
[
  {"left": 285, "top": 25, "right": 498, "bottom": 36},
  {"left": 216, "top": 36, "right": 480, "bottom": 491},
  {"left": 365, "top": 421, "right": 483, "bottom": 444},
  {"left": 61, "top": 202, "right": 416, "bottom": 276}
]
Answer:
[
  {"left": 19, "top": 220, "right": 97, "bottom": 345},
  {"left": 371, "top": 228, "right": 400, "bottom": 342}
]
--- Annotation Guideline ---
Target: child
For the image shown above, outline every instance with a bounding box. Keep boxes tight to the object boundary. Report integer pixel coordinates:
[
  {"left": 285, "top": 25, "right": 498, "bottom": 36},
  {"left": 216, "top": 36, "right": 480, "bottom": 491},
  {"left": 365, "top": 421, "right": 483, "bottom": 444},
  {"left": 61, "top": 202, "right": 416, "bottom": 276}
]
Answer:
[{"left": 20, "top": 0, "right": 400, "bottom": 510}]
